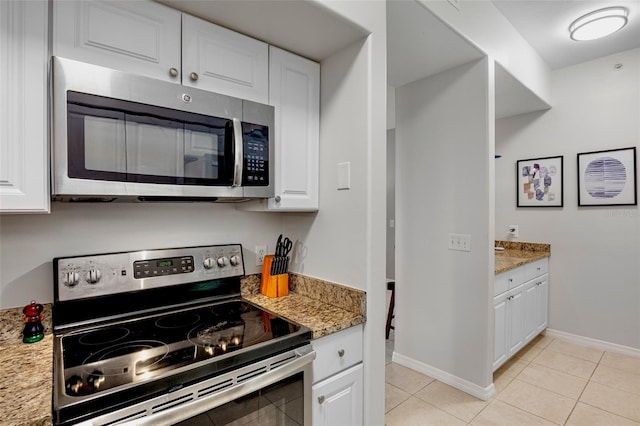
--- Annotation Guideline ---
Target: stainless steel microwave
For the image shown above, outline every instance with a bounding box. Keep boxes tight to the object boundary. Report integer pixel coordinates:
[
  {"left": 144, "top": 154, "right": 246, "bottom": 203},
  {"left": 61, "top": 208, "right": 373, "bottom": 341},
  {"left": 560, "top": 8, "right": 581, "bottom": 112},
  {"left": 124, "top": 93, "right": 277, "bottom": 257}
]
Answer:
[{"left": 51, "top": 57, "right": 274, "bottom": 202}]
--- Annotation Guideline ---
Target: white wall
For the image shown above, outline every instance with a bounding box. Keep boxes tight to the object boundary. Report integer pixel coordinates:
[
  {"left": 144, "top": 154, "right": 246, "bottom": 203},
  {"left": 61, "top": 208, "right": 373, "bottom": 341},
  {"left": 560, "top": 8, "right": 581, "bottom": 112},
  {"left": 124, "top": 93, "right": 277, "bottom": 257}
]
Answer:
[
  {"left": 496, "top": 48, "right": 640, "bottom": 349},
  {"left": 395, "top": 58, "right": 494, "bottom": 393},
  {"left": 283, "top": 24, "right": 387, "bottom": 426},
  {"left": 0, "top": 202, "right": 283, "bottom": 308},
  {"left": 420, "top": 0, "right": 551, "bottom": 106}
]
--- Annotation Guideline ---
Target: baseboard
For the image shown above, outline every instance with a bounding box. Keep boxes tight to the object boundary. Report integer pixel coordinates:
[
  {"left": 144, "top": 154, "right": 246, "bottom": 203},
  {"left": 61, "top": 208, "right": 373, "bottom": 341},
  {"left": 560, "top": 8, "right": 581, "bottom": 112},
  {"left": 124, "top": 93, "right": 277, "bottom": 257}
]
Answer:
[
  {"left": 545, "top": 328, "right": 640, "bottom": 358},
  {"left": 392, "top": 352, "right": 496, "bottom": 401}
]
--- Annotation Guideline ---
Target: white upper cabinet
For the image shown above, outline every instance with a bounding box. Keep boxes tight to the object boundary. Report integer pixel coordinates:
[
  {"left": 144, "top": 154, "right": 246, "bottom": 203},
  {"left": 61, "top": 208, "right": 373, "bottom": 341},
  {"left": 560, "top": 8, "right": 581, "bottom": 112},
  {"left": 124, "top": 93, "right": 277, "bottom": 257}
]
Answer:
[
  {"left": 182, "top": 15, "right": 268, "bottom": 104},
  {"left": 53, "top": 0, "right": 181, "bottom": 83},
  {"left": 241, "top": 46, "right": 320, "bottom": 211},
  {"left": 54, "top": 0, "right": 269, "bottom": 103},
  {"left": 0, "top": 0, "right": 50, "bottom": 213}
]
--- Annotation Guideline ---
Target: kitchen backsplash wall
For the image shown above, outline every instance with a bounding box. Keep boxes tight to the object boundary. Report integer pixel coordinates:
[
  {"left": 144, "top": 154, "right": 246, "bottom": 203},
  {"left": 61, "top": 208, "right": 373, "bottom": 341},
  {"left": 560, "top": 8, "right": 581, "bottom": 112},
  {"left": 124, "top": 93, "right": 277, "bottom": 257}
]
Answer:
[{"left": 0, "top": 202, "right": 284, "bottom": 309}]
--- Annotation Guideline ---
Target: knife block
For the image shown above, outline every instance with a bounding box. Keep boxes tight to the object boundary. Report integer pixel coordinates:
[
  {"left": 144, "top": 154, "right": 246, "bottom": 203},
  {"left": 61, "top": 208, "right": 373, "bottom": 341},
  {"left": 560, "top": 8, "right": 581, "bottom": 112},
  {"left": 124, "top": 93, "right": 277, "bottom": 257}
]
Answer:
[{"left": 260, "top": 255, "right": 289, "bottom": 298}]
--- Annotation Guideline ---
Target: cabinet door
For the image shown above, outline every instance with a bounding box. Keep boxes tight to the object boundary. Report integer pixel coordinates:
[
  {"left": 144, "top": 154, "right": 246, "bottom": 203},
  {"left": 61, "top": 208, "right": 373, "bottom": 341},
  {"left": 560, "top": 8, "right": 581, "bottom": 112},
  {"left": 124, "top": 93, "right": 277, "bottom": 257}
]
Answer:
[
  {"left": 312, "top": 364, "right": 363, "bottom": 426},
  {"left": 523, "top": 280, "right": 538, "bottom": 342},
  {"left": 536, "top": 274, "right": 549, "bottom": 333},
  {"left": 182, "top": 14, "right": 268, "bottom": 103},
  {"left": 53, "top": 0, "right": 181, "bottom": 82},
  {"left": 493, "top": 293, "right": 509, "bottom": 371},
  {"left": 507, "top": 286, "right": 525, "bottom": 356},
  {"left": 267, "top": 46, "right": 320, "bottom": 211},
  {"left": 0, "top": 0, "right": 50, "bottom": 213}
]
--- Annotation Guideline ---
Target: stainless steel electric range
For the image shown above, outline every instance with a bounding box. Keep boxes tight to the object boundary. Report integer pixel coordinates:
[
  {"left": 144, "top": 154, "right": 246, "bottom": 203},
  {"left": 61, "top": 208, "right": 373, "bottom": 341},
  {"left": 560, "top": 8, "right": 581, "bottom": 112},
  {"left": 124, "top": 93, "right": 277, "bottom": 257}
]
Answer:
[{"left": 52, "top": 244, "right": 314, "bottom": 426}]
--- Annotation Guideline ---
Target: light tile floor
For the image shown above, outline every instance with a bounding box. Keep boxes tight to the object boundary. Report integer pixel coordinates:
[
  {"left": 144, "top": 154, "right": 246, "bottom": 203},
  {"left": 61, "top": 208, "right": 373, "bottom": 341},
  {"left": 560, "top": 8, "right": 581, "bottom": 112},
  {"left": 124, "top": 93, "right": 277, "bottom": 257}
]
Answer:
[{"left": 385, "top": 332, "right": 640, "bottom": 425}]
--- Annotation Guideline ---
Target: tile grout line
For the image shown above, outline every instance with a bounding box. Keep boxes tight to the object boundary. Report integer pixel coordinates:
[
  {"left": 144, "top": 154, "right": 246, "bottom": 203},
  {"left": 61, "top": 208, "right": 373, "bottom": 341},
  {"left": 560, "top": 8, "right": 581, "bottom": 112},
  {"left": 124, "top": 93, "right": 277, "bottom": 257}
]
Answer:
[{"left": 565, "top": 347, "right": 604, "bottom": 426}]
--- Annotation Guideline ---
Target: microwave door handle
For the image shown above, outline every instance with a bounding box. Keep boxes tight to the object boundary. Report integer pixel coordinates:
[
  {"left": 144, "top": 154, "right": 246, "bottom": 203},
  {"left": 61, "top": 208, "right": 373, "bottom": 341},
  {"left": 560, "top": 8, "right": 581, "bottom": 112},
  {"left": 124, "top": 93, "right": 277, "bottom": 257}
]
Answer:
[{"left": 232, "top": 118, "right": 243, "bottom": 187}]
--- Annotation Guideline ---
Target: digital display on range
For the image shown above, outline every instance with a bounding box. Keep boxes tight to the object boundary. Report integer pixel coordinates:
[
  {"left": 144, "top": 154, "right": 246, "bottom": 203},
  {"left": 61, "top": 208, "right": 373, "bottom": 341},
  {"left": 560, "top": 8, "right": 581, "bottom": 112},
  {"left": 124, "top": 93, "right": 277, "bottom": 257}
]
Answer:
[{"left": 133, "top": 256, "right": 194, "bottom": 279}]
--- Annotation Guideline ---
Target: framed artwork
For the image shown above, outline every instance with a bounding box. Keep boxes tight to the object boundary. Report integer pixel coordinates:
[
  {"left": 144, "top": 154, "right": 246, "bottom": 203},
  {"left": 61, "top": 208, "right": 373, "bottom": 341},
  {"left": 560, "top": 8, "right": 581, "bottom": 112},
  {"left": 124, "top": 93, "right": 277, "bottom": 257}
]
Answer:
[
  {"left": 517, "top": 156, "right": 563, "bottom": 207},
  {"left": 577, "top": 147, "right": 637, "bottom": 206}
]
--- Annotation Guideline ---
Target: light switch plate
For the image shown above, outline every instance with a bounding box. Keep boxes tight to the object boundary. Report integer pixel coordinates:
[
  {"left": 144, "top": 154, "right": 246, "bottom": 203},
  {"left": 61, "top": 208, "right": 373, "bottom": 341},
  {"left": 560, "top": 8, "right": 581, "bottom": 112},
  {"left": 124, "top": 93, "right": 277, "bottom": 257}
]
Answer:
[
  {"left": 338, "top": 162, "right": 350, "bottom": 190},
  {"left": 448, "top": 233, "right": 471, "bottom": 252}
]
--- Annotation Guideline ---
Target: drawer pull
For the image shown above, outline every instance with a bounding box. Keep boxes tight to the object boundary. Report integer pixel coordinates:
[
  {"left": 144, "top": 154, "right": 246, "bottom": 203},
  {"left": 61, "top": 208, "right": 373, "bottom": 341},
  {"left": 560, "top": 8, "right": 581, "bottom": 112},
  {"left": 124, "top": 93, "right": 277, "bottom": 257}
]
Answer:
[
  {"left": 508, "top": 278, "right": 513, "bottom": 282},
  {"left": 169, "top": 67, "right": 178, "bottom": 77},
  {"left": 338, "top": 349, "right": 345, "bottom": 357},
  {"left": 318, "top": 395, "right": 325, "bottom": 404}
]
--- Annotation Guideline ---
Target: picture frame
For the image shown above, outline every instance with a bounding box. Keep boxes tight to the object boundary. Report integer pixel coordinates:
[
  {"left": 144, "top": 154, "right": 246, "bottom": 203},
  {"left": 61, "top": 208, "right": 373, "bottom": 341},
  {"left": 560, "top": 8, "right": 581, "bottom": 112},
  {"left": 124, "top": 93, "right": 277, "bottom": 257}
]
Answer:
[
  {"left": 516, "top": 156, "right": 563, "bottom": 207},
  {"left": 577, "top": 147, "right": 637, "bottom": 206}
]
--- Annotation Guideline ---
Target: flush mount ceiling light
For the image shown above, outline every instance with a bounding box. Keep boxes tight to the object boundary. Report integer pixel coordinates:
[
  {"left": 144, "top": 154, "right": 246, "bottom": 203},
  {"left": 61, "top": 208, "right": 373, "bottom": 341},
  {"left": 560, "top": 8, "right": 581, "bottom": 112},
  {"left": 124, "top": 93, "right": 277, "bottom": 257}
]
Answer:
[{"left": 569, "top": 7, "right": 629, "bottom": 41}]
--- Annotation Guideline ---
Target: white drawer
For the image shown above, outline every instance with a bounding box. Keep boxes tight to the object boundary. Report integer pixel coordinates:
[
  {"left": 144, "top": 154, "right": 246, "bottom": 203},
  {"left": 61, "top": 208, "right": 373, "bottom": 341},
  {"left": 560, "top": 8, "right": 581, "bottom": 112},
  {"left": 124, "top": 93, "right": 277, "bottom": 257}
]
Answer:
[
  {"left": 311, "top": 325, "right": 363, "bottom": 384},
  {"left": 494, "top": 266, "right": 525, "bottom": 296},
  {"left": 524, "top": 258, "right": 548, "bottom": 282}
]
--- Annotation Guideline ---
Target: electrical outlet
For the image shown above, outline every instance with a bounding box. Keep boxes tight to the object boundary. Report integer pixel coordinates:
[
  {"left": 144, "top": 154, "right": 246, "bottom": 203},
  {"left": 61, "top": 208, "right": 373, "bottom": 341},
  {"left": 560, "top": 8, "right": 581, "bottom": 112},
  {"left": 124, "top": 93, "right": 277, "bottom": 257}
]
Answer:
[
  {"left": 255, "top": 245, "right": 267, "bottom": 266},
  {"left": 508, "top": 225, "right": 519, "bottom": 238}
]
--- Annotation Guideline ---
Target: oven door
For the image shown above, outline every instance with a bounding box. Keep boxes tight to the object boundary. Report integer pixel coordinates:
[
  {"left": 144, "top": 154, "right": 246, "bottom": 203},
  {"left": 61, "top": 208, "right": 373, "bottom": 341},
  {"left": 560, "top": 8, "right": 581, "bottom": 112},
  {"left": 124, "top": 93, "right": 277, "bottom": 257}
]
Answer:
[{"left": 77, "top": 345, "right": 315, "bottom": 426}]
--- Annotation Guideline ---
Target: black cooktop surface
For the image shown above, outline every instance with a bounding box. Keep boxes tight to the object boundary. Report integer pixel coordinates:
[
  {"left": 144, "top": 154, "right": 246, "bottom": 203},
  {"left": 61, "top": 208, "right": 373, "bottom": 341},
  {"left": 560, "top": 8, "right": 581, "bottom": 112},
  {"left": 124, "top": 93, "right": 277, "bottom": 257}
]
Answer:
[{"left": 59, "top": 299, "right": 308, "bottom": 398}]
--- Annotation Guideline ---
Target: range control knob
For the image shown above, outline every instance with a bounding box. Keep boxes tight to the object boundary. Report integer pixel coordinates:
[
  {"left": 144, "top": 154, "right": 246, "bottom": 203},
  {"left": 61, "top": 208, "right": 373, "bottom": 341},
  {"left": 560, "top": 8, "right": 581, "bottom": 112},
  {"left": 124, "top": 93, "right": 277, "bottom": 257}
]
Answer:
[
  {"left": 63, "top": 271, "right": 80, "bottom": 287},
  {"left": 65, "top": 375, "right": 85, "bottom": 396},
  {"left": 216, "top": 257, "right": 228, "bottom": 268},
  {"left": 87, "top": 370, "right": 106, "bottom": 391},
  {"left": 229, "top": 255, "right": 240, "bottom": 266},
  {"left": 85, "top": 269, "right": 102, "bottom": 284},
  {"left": 203, "top": 257, "right": 215, "bottom": 269}
]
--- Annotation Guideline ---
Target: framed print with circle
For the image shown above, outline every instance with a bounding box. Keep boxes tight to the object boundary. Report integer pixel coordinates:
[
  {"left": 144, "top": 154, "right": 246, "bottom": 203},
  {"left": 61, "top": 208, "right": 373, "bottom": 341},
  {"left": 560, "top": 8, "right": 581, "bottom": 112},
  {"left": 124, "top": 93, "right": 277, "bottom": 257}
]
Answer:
[
  {"left": 577, "top": 147, "right": 637, "bottom": 206},
  {"left": 517, "top": 156, "right": 564, "bottom": 207}
]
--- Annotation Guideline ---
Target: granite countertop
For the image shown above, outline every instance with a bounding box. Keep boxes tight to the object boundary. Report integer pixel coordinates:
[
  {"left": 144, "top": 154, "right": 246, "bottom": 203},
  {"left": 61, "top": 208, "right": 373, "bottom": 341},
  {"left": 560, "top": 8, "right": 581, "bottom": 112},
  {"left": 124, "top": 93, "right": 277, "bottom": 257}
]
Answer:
[
  {"left": 241, "top": 273, "right": 366, "bottom": 339},
  {"left": 494, "top": 240, "right": 551, "bottom": 274},
  {"left": 0, "top": 274, "right": 365, "bottom": 426},
  {"left": 0, "top": 305, "right": 53, "bottom": 426},
  {"left": 244, "top": 292, "right": 364, "bottom": 339}
]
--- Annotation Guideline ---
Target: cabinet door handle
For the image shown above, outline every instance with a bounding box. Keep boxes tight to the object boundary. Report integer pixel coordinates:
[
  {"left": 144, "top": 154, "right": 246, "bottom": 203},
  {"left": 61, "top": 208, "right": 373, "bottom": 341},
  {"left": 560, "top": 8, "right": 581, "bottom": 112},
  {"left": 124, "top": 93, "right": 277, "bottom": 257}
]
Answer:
[
  {"left": 190, "top": 72, "right": 199, "bottom": 81},
  {"left": 338, "top": 349, "right": 345, "bottom": 357},
  {"left": 275, "top": 195, "right": 281, "bottom": 203},
  {"left": 508, "top": 278, "right": 513, "bottom": 282},
  {"left": 169, "top": 67, "right": 178, "bottom": 77},
  {"left": 318, "top": 395, "right": 325, "bottom": 404}
]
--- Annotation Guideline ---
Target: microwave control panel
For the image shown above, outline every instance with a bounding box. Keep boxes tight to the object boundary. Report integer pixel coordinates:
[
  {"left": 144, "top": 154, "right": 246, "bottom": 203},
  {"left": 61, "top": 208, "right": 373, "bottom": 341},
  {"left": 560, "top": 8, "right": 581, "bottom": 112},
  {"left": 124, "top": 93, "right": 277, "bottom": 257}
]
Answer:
[{"left": 242, "top": 123, "right": 269, "bottom": 186}]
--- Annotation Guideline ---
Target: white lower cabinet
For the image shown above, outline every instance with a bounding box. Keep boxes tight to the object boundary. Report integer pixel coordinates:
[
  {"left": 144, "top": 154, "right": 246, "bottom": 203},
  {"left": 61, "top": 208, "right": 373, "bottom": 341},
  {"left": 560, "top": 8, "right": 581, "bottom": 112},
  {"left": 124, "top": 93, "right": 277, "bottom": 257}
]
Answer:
[
  {"left": 493, "top": 284, "right": 525, "bottom": 370},
  {"left": 312, "top": 364, "right": 363, "bottom": 426},
  {"left": 0, "top": 0, "right": 50, "bottom": 213},
  {"left": 493, "top": 258, "right": 549, "bottom": 371},
  {"left": 311, "top": 325, "right": 363, "bottom": 426}
]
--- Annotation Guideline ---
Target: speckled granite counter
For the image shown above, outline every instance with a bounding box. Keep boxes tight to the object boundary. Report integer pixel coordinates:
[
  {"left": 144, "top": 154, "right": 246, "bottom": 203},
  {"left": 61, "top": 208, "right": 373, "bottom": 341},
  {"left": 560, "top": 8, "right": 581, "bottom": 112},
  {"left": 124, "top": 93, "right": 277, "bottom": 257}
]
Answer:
[
  {"left": 241, "top": 273, "right": 366, "bottom": 339},
  {"left": 495, "top": 241, "right": 551, "bottom": 274},
  {"left": 0, "top": 305, "right": 53, "bottom": 426},
  {"left": 0, "top": 275, "right": 365, "bottom": 425}
]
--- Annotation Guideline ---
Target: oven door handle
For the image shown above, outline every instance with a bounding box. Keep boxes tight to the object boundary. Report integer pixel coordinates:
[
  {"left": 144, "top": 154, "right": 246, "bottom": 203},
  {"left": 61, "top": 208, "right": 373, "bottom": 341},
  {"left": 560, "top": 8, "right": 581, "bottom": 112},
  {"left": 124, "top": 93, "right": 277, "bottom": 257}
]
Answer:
[{"left": 131, "top": 348, "right": 316, "bottom": 426}]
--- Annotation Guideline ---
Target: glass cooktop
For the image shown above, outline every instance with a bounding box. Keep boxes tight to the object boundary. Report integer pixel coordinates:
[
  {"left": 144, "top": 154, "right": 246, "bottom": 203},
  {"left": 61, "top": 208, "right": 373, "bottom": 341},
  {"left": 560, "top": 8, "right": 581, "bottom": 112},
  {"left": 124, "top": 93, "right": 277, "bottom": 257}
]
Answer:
[{"left": 60, "top": 300, "right": 307, "bottom": 397}]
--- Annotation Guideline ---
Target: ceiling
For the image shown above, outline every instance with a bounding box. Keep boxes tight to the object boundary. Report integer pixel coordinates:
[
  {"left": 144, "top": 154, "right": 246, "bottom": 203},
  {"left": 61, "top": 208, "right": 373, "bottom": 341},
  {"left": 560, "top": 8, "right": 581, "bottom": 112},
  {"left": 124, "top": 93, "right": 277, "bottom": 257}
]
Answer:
[
  {"left": 387, "top": 0, "right": 484, "bottom": 88},
  {"left": 492, "top": 0, "right": 640, "bottom": 70}
]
